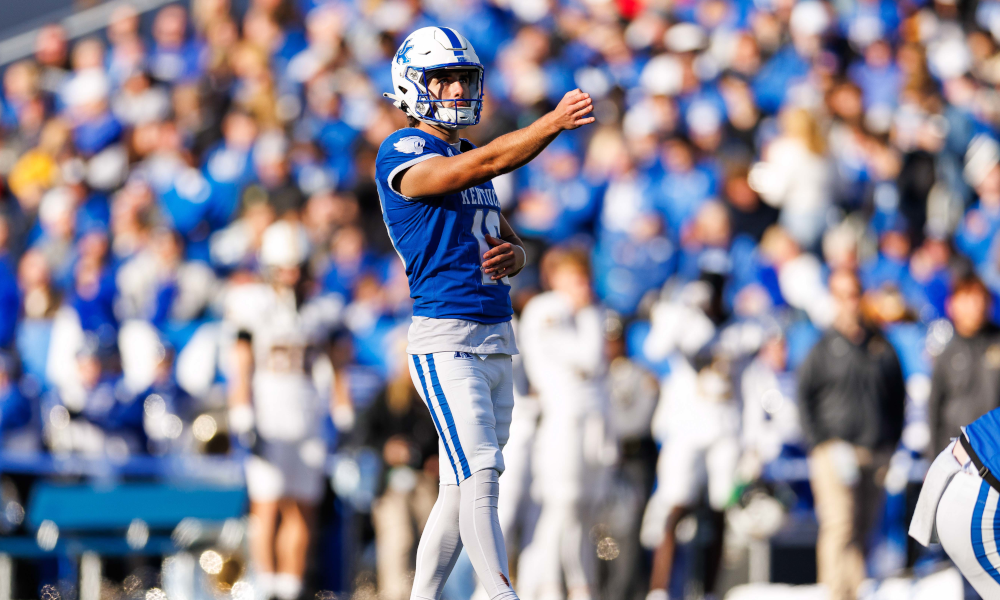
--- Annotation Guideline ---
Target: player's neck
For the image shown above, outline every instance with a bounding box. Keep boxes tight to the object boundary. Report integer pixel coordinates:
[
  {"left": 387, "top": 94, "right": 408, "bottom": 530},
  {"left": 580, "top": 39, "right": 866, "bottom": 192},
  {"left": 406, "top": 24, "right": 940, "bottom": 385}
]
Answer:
[{"left": 416, "top": 121, "right": 460, "bottom": 144}]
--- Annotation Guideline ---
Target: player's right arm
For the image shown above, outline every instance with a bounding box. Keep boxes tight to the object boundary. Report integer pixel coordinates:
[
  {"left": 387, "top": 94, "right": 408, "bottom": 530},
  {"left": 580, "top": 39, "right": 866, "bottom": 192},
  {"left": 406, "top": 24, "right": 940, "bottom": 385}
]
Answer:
[{"left": 396, "top": 89, "right": 595, "bottom": 198}]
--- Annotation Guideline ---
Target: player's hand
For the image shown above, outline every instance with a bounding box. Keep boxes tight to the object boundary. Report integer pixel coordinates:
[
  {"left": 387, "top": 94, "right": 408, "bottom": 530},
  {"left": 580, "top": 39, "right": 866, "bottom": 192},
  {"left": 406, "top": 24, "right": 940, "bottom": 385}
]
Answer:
[
  {"left": 549, "top": 89, "right": 595, "bottom": 131},
  {"left": 482, "top": 235, "right": 523, "bottom": 279}
]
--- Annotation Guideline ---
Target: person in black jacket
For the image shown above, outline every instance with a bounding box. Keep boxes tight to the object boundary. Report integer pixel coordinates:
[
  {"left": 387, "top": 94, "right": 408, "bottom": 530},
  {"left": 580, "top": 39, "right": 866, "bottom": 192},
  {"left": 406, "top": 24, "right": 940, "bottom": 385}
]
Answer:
[
  {"left": 927, "top": 275, "right": 1000, "bottom": 457},
  {"left": 798, "top": 268, "right": 905, "bottom": 600}
]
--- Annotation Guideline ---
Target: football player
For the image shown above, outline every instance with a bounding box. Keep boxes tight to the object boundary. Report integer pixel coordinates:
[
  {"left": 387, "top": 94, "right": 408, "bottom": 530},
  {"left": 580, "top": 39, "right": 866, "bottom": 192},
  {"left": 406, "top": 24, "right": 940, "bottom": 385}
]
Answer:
[{"left": 376, "top": 26, "right": 594, "bottom": 600}]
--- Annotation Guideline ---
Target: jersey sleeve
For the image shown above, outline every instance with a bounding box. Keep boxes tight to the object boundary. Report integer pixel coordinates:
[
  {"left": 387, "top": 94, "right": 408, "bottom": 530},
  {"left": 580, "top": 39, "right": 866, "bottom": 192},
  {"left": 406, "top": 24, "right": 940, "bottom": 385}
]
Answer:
[{"left": 376, "top": 130, "right": 444, "bottom": 200}]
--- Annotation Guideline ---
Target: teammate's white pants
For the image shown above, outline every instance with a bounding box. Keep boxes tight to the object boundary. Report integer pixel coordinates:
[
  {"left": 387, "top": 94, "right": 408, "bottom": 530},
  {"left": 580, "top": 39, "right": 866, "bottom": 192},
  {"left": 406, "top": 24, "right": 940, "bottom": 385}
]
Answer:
[
  {"left": 936, "top": 469, "right": 1000, "bottom": 598},
  {"left": 520, "top": 413, "right": 605, "bottom": 600},
  {"left": 641, "top": 402, "right": 739, "bottom": 549},
  {"left": 409, "top": 352, "right": 514, "bottom": 486},
  {"left": 245, "top": 438, "right": 326, "bottom": 503},
  {"left": 408, "top": 352, "right": 518, "bottom": 600},
  {"left": 498, "top": 394, "right": 540, "bottom": 538}
]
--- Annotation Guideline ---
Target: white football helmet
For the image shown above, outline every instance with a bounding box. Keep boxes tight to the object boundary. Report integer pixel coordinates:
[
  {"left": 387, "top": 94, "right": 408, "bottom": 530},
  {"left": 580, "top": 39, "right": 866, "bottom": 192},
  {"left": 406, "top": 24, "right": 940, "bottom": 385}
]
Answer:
[
  {"left": 384, "top": 27, "right": 484, "bottom": 129},
  {"left": 260, "top": 220, "right": 310, "bottom": 268}
]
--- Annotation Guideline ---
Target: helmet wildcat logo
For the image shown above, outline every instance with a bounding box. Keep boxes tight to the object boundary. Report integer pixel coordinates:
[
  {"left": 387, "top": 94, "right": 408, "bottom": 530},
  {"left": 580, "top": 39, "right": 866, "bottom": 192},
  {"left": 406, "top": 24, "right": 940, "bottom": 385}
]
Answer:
[
  {"left": 396, "top": 39, "right": 414, "bottom": 65},
  {"left": 393, "top": 136, "right": 425, "bottom": 155}
]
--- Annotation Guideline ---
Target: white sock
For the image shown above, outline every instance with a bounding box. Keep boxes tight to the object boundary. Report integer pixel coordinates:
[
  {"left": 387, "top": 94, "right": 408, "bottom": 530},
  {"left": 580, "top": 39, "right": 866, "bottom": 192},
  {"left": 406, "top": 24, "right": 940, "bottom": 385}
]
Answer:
[
  {"left": 645, "top": 590, "right": 669, "bottom": 600},
  {"left": 272, "top": 573, "right": 302, "bottom": 600},
  {"left": 410, "top": 484, "right": 463, "bottom": 600},
  {"left": 256, "top": 572, "right": 275, "bottom": 598},
  {"left": 460, "top": 469, "right": 518, "bottom": 600}
]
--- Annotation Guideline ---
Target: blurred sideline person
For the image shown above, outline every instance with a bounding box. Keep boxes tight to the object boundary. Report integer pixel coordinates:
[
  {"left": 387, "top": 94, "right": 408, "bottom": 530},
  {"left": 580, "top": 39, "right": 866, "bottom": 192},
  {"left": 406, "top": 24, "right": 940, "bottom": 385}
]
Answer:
[
  {"left": 364, "top": 350, "right": 440, "bottom": 600},
  {"left": 600, "top": 316, "right": 659, "bottom": 600},
  {"left": 740, "top": 332, "right": 801, "bottom": 476},
  {"left": 798, "top": 269, "right": 905, "bottom": 600},
  {"left": 641, "top": 280, "right": 738, "bottom": 600},
  {"left": 927, "top": 275, "right": 1000, "bottom": 457},
  {"left": 519, "top": 248, "right": 612, "bottom": 600},
  {"left": 225, "top": 220, "right": 343, "bottom": 600},
  {"left": 376, "top": 26, "right": 594, "bottom": 600},
  {"left": 911, "top": 406, "right": 1000, "bottom": 598}
]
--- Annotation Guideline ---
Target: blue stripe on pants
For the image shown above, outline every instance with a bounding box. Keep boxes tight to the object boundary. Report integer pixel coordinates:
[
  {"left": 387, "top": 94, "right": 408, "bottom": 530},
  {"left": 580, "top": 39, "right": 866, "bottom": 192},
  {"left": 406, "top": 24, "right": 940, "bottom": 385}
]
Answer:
[
  {"left": 971, "top": 479, "right": 1000, "bottom": 584},
  {"left": 412, "top": 354, "right": 459, "bottom": 482},
  {"left": 426, "top": 354, "right": 472, "bottom": 480}
]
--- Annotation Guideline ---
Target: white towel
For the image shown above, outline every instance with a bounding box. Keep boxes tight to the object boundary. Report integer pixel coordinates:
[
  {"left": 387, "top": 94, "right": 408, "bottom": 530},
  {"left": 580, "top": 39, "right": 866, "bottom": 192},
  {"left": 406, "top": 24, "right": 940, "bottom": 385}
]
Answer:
[{"left": 909, "top": 440, "right": 962, "bottom": 546}]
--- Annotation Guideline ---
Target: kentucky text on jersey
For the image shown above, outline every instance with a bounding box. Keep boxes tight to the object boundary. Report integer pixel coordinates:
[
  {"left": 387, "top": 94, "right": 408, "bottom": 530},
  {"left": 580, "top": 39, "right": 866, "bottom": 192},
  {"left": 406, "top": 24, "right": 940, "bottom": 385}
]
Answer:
[
  {"left": 461, "top": 186, "right": 500, "bottom": 208},
  {"left": 374, "top": 128, "right": 513, "bottom": 324}
]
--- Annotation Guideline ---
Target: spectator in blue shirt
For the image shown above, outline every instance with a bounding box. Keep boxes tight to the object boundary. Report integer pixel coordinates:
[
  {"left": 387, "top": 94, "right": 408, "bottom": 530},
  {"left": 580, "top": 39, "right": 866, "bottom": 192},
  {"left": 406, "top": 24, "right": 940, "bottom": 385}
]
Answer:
[
  {"left": 147, "top": 5, "right": 204, "bottom": 85},
  {"left": 861, "top": 222, "right": 912, "bottom": 293},
  {"left": 513, "top": 143, "right": 599, "bottom": 244},
  {"left": 956, "top": 136, "right": 1000, "bottom": 267},
  {"left": 135, "top": 344, "right": 193, "bottom": 455},
  {"left": 67, "top": 231, "right": 119, "bottom": 348},
  {"left": 0, "top": 352, "right": 32, "bottom": 443},
  {"left": 14, "top": 250, "right": 61, "bottom": 392},
  {"left": 295, "top": 76, "right": 359, "bottom": 191},
  {"left": 43, "top": 337, "right": 146, "bottom": 455},
  {"left": 654, "top": 137, "right": 715, "bottom": 237},
  {"left": 848, "top": 40, "right": 903, "bottom": 111},
  {"left": 321, "top": 226, "right": 386, "bottom": 302},
  {"left": 203, "top": 110, "right": 260, "bottom": 227}
]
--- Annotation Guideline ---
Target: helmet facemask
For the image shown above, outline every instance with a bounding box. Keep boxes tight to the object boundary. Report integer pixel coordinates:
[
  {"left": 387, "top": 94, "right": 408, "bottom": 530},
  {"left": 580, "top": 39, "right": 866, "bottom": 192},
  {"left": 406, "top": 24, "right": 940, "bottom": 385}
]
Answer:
[{"left": 404, "top": 65, "right": 484, "bottom": 129}]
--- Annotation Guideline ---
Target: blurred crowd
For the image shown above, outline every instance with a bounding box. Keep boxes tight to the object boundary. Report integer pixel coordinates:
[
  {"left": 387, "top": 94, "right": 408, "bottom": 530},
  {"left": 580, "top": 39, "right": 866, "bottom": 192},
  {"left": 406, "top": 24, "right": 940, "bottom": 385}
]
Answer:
[{"left": 3, "top": 0, "right": 1000, "bottom": 597}]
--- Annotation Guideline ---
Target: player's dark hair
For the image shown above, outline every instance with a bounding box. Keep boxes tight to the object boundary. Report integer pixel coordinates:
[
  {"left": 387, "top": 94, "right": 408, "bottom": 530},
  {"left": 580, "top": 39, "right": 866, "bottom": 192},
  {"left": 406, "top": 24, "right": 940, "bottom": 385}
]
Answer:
[{"left": 406, "top": 114, "right": 420, "bottom": 127}]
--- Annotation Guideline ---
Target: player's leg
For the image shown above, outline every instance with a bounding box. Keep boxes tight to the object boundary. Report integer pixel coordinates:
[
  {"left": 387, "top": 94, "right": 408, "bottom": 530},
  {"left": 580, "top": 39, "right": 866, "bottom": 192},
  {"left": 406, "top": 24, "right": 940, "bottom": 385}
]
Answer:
[
  {"left": 496, "top": 387, "right": 534, "bottom": 538},
  {"left": 703, "top": 435, "right": 740, "bottom": 598},
  {"left": 453, "top": 353, "right": 517, "bottom": 599},
  {"left": 245, "top": 447, "right": 286, "bottom": 599},
  {"left": 647, "top": 438, "right": 706, "bottom": 599},
  {"left": 372, "top": 485, "right": 416, "bottom": 600},
  {"left": 411, "top": 483, "right": 463, "bottom": 599},
  {"left": 527, "top": 496, "right": 569, "bottom": 600},
  {"left": 560, "top": 504, "right": 592, "bottom": 600},
  {"left": 270, "top": 440, "right": 322, "bottom": 600},
  {"left": 472, "top": 365, "right": 536, "bottom": 600},
  {"left": 273, "top": 498, "right": 314, "bottom": 600},
  {"left": 411, "top": 352, "right": 518, "bottom": 597},
  {"left": 808, "top": 440, "right": 865, "bottom": 600},
  {"left": 460, "top": 469, "right": 518, "bottom": 599},
  {"left": 936, "top": 471, "right": 1000, "bottom": 598},
  {"left": 248, "top": 499, "right": 279, "bottom": 597},
  {"left": 409, "top": 356, "right": 464, "bottom": 599}
]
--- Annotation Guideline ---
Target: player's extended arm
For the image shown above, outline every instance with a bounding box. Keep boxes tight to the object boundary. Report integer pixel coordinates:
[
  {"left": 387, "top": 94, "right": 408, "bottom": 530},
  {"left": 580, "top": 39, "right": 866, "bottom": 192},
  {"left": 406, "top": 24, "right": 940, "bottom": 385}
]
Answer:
[
  {"left": 397, "top": 89, "right": 595, "bottom": 198},
  {"left": 483, "top": 213, "right": 525, "bottom": 279}
]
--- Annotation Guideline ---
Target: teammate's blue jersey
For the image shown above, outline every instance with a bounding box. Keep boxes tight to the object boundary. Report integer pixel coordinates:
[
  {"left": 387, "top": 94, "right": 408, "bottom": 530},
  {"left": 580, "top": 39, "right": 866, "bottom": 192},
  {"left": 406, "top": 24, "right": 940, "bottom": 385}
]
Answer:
[{"left": 375, "top": 128, "right": 513, "bottom": 323}]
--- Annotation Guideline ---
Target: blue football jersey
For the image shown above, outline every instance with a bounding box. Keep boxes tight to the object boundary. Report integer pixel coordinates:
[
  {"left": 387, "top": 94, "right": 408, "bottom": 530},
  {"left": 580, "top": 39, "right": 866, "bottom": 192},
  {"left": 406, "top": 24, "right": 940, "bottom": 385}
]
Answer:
[
  {"left": 375, "top": 128, "right": 513, "bottom": 323},
  {"left": 966, "top": 408, "right": 1000, "bottom": 478}
]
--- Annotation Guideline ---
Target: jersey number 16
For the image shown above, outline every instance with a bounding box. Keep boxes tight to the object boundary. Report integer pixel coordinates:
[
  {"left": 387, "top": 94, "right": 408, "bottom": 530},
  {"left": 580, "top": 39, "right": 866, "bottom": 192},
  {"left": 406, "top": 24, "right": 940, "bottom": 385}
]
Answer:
[{"left": 471, "top": 208, "right": 509, "bottom": 286}]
